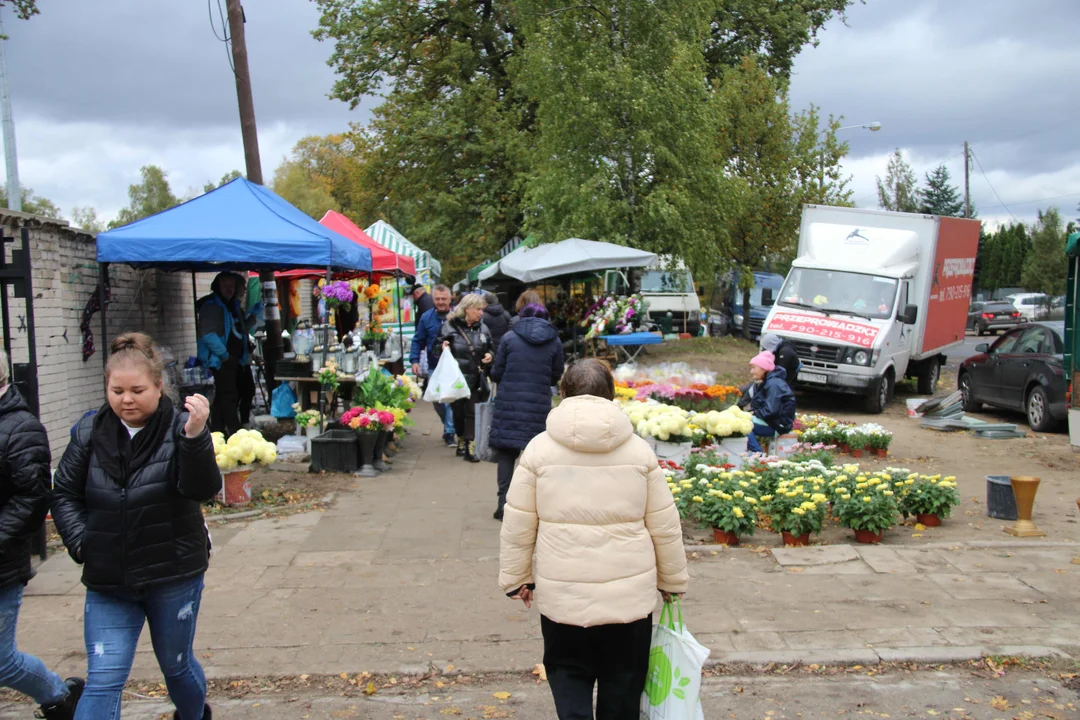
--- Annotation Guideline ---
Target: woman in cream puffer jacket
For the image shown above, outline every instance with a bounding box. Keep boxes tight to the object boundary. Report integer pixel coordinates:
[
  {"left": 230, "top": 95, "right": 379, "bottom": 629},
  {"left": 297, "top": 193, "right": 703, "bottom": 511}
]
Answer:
[{"left": 499, "top": 359, "right": 688, "bottom": 719}]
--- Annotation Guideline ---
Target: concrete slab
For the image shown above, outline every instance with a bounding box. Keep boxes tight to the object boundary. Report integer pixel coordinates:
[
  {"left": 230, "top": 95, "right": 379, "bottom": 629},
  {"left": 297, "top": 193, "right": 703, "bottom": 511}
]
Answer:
[
  {"left": 771, "top": 545, "right": 860, "bottom": 567},
  {"left": 856, "top": 546, "right": 919, "bottom": 574}
]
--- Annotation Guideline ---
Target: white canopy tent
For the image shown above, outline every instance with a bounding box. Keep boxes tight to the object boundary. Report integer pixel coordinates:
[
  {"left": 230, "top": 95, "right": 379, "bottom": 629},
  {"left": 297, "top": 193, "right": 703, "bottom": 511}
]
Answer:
[{"left": 478, "top": 238, "right": 658, "bottom": 283}]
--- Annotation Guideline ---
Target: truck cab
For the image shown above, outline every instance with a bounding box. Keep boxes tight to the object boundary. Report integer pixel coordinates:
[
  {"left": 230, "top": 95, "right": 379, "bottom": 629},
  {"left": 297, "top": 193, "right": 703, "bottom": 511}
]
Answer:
[
  {"left": 725, "top": 271, "right": 784, "bottom": 339},
  {"left": 630, "top": 261, "right": 701, "bottom": 336}
]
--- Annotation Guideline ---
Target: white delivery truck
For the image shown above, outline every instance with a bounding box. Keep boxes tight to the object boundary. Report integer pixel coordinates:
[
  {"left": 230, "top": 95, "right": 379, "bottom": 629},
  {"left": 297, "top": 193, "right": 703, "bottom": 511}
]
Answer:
[{"left": 763, "top": 205, "right": 981, "bottom": 413}]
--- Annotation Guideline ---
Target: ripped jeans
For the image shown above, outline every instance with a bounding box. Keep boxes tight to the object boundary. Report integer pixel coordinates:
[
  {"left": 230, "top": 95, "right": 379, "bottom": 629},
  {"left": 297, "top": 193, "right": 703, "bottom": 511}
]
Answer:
[{"left": 76, "top": 574, "right": 207, "bottom": 720}]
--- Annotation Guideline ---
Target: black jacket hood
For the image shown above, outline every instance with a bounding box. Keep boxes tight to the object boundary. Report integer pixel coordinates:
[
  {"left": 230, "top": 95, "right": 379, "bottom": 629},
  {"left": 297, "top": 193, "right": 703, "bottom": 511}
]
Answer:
[{"left": 513, "top": 317, "right": 559, "bottom": 345}]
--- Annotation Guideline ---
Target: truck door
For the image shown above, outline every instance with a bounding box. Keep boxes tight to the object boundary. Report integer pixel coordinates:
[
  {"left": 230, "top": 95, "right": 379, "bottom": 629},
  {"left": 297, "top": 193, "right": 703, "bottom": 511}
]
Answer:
[{"left": 890, "top": 280, "right": 914, "bottom": 374}]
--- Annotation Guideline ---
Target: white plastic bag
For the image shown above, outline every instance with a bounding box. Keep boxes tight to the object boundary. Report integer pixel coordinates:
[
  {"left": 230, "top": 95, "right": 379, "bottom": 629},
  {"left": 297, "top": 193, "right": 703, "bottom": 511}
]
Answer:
[
  {"left": 641, "top": 599, "right": 710, "bottom": 720},
  {"left": 423, "top": 350, "right": 472, "bottom": 404}
]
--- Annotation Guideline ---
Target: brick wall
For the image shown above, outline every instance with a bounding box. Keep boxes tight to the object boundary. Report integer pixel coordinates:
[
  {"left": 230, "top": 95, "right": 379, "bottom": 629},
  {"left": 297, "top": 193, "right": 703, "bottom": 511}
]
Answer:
[{"left": 1, "top": 211, "right": 211, "bottom": 463}]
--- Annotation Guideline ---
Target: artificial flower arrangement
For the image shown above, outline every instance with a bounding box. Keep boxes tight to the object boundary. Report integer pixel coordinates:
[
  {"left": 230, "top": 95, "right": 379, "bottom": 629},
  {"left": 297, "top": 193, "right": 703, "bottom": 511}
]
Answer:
[
  {"left": 316, "top": 281, "right": 356, "bottom": 312},
  {"left": 361, "top": 283, "right": 391, "bottom": 342},
  {"left": 893, "top": 471, "right": 960, "bottom": 521},
  {"left": 582, "top": 293, "right": 649, "bottom": 339},
  {"left": 292, "top": 408, "right": 322, "bottom": 429},
  {"left": 213, "top": 429, "right": 277, "bottom": 472},
  {"left": 340, "top": 406, "right": 396, "bottom": 433}
]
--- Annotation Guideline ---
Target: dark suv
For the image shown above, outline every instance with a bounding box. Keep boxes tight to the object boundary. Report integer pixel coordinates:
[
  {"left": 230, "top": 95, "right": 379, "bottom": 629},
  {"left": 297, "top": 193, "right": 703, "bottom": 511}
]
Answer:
[{"left": 967, "top": 301, "right": 1021, "bottom": 336}]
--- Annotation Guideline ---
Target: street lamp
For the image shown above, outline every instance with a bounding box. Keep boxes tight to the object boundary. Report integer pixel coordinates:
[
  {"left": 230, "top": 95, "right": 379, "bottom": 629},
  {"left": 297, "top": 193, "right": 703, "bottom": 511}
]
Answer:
[{"left": 819, "top": 121, "right": 882, "bottom": 198}]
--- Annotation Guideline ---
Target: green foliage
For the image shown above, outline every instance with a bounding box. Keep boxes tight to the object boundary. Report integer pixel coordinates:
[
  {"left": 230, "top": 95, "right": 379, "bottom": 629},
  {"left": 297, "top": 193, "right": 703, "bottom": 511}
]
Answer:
[
  {"left": 516, "top": 0, "right": 727, "bottom": 272},
  {"left": 70, "top": 206, "right": 106, "bottom": 232},
  {"left": 689, "top": 476, "right": 759, "bottom": 537},
  {"left": 897, "top": 474, "right": 960, "bottom": 519},
  {"left": 1021, "top": 208, "right": 1069, "bottom": 298},
  {"left": 312, "top": 0, "right": 857, "bottom": 280},
  {"left": 108, "top": 165, "right": 179, "bottom": 229},
  {"left": 830, "top": 477, "right": 899, "bottom": 533},
  {"left": 1, "top": 0, "right": 37, "bottom": 24},
  {"left": 0, "top": 184, "right": 62, "bottom": 218},
  {"left": 919, "top": 164, "right": 965, "bottom": 217},
  {"left": 203, "top": 170, "right": 243, "bottom": 194},
  {"left": 760, "top": 475, "right": 829, "bottom": 536},
  {"left": 976, "top": 222, "right": 1030, "bottom": 293},
  {"left": 876, "top": 149, "right": 919, "bottom": 213},
  {"left": 716, "top": 57, "right": 850, "bottom": 336}
]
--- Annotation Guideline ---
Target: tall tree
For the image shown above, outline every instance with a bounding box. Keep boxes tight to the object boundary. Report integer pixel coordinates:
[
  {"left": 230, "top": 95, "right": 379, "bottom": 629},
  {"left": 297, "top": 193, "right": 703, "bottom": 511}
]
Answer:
[
  {"left": 876, "top": 149, "right": 919, "bottom": 213},
  {"left": 919, "top": 164, "right": 965, "bottom": 217},
  {"left": 515, "top": 0, "right": 728, "bottom": 272},
  {"left": 1021, "top": 208, "right": 1067, "bottom": 298},
  {"left": 271, "top": 134, "right": 369, "bottom": 220},
  {"left": 70, "top": 206, "right": 106, "bottom": 232},
  {"left": 313, "top": 0, "right": 857, "bottom": 279},
  {"left": 716, "top": 56, "right": 848, "bottom": 337},
  {"left": 108, "top": 165, "right": 179, "bottom": 229},
  {"left": 0, "top": 184, "right": 61, "bottom": 218},
  {"left": 203, "top": 170, "right": 243, "bottom": 194},
  {"left": 1, "top": 1, "right": 37, "bottom": 21}
]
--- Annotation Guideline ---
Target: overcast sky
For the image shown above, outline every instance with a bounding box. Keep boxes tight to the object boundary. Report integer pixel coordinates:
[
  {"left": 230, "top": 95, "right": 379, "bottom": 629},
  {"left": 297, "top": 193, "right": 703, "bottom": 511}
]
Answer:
[{"left": 3, "top": 0, "right": 1078, "bottom": 230}]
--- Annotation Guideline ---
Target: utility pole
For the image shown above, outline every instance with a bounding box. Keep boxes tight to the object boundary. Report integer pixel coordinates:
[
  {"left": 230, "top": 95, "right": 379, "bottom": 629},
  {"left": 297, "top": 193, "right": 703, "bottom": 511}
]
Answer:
[
  {"left": 963, "top": 141, "right": 970, "bottom": 219},
  {"left": 0, "top": 11, "right": 21, "bottom": 211},
  {"left": 225, "top": 0, "right": 283, "bottom": 389}
]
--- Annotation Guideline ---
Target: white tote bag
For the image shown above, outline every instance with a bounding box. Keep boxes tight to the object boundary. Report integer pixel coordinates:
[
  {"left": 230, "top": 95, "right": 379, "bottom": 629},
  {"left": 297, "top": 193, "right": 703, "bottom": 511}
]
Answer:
[
  {"left": 423, "top": 350, "right": 472, "bottom": 404},
  {"left": 641, "top": 599, "right": 710, "bottom": 720}
]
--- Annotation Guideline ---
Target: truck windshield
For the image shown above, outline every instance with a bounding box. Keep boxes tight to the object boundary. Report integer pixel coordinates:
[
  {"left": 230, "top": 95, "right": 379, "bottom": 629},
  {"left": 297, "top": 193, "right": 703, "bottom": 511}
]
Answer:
[
  {"left": 640, "top": 270, "right": 692, "bottom": 294},
  {"left": 779, "top": 268, "right": 898, "bottom": 320}
]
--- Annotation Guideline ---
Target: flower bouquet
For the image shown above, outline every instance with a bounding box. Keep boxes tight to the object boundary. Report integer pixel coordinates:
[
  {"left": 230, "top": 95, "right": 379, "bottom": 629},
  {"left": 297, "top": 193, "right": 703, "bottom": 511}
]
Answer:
[
  {"left": 582, "top": 293, "right": 649, "bottom": 339},
  {"left": 318, "top": 281, "right": 356, "bottom": 313},
  {"left": 341, "top": 407, "right": 396, "bottom": 433},
  {"left": 293, "top": 409, "right": 322, "bottom": 434},
  {"left": 213, "top": 429, "right": 278, "bottom": 505}
]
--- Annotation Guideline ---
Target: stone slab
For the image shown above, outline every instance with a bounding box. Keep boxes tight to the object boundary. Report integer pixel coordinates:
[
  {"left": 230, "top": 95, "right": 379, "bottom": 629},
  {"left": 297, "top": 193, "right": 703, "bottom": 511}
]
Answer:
[{"left": 771, "top": 545, "right": 860, "bottom": 567}]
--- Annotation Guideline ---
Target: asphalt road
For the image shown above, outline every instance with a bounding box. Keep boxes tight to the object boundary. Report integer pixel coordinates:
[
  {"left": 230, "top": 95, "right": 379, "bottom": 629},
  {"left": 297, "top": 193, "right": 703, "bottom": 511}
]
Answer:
[{"left": 944, "top": 331, "right": 991, "bottom": 365}]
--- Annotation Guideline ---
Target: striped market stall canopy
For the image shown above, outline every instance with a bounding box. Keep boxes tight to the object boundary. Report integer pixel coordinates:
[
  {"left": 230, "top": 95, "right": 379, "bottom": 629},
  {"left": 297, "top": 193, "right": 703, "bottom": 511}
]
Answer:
[{"left": 365, "top": 220, "right": 442, "bottom": 279}]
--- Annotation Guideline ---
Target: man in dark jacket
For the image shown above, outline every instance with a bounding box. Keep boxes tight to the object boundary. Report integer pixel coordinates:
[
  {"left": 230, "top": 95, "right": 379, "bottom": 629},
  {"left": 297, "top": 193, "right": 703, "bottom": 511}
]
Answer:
[
  {"left": 410, "top": 285, "right": 455, "bottom": 446},
  {"left": 410, "top": 284, "right": 435, "bottom": 326},
  {"left": 481, "top": 291, "right": 512, "bottom": 348},
  {"left": 746, "top": 351, "right": 796, "bottom": 454},
  {"left": 760, "top": 333, "right": 801, "bottom": 383},
  {"left": 197, "top": 272, "right": 258, "bottom": 437},
  {"left": 0, "top": 354, "right": 84, "bottom": 719},
  {"left": 489, "top": 304, "right": 564, "bottom": 519}
]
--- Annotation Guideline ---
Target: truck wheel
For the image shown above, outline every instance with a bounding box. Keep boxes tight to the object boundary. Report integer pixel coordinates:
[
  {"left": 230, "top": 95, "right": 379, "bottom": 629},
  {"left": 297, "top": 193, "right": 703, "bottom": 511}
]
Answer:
[
  {"left": 864, "top": 372, "right": 892, "bottom": 414},
  {"left": 916, "top": 359, "right": 941, "bottom": 395}
]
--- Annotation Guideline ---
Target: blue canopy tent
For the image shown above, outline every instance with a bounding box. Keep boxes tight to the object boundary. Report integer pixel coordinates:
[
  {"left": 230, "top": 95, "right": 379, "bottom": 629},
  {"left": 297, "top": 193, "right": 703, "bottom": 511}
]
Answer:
[{"left": 95, "top": 177, "right": 374, "bottom": 371}]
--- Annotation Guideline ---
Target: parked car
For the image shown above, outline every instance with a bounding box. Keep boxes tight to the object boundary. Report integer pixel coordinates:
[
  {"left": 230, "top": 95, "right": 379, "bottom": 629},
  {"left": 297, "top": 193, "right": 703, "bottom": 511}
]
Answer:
[
  {"left": 966, "top": 301, "right": 1021, "bottom": 336},
  {"left": 1006, "top": 293, "right": 1050, "bottom": 321},
  {"left": 957, "top": 321, "right": 1067, "bottom": 432}
]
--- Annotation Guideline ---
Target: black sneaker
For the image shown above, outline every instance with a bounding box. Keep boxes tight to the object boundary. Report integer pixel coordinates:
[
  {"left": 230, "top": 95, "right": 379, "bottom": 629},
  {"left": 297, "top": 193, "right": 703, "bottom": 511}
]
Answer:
[
  {"left": 174, "top": 703, "right": 212, "bottom": 720},
  {"left": 38, "top": 677, "right": 84, "bottom": 720},
  {"left": 443, "top": 433, "right": 456, "bottom": 447}
]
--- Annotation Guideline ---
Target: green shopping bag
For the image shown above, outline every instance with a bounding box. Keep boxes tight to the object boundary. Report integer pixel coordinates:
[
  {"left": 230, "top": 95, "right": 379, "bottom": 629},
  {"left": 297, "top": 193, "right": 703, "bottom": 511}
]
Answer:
[{"left": 641, "top": 598, "right": 710, "bottom": 719}]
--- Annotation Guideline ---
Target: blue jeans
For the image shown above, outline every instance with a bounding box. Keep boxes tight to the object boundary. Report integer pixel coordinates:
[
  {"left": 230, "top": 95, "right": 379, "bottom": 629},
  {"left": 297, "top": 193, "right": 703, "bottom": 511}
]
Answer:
[
  {"left": 434, "top": 402, "right": 455, "bottom": 438},
  {"left": 746, "top": 424, "right": 776, "bottom": 454},
  {"left": 76, "top": 575, "right": 207, "bottom": 720},
  {"left": 0, "top": 582, "right": 69, "bottom": 705}
]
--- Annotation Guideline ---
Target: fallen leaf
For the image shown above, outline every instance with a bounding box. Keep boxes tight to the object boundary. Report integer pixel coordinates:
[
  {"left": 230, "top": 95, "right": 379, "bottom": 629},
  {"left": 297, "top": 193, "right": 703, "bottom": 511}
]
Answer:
[
  {"left": 990, "top": 696, "right": 1010, "bottom": 711},
  {"left": 493, "top": 691, "right": 512, "bottom": 700},
  {"left": 363, "top": 682, "right": 376, "bottom": 696},
  {"left": 911, "top": 533, "right": 923, "bottom": 538},
  {"left": 914, "top": 523, "right": 926, "bottom": 531},
  {"left": 788, "top": 567, "right": 805, "bottom": 573}
]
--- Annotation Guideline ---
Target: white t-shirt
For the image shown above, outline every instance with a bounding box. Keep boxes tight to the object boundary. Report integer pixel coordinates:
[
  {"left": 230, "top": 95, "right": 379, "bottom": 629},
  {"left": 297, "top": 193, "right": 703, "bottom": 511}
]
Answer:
[{"left": 121, "top": 421, "right": 144, "bottom": 439}]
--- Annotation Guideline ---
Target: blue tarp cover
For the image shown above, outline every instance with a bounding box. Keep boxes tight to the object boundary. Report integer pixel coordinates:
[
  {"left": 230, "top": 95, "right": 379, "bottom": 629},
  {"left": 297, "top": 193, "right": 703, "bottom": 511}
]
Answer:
[
  {"left": 602, "top": 332, "right": 663, "bottom": 346},
  {"left": 97, "top": 178, "right": 372, "bottom": 272}
]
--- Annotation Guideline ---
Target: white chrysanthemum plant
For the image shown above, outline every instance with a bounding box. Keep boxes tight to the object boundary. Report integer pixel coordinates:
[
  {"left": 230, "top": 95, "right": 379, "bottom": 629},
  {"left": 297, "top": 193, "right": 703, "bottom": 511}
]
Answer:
[{"left": 213, "top": 429, "right": 278, "bottom": 473}]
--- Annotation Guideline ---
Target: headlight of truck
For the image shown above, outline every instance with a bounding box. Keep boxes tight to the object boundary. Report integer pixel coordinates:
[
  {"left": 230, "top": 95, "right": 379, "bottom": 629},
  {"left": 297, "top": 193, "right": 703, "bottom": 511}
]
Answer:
[
  {"left": 733, "top": 313, "right": 743, "bottom": 327},
  {"left": 843, "top": 349, "right": 871, "bottom": 366}
]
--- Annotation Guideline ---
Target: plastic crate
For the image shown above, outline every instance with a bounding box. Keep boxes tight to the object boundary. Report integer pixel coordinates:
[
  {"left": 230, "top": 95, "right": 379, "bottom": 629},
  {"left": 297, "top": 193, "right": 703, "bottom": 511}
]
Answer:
[
  {"left": 986, "top": 475, "right": 1018, "bottom": 521},
  {"left": 310, "top": 430, "right": 359, "bottom": 473}
]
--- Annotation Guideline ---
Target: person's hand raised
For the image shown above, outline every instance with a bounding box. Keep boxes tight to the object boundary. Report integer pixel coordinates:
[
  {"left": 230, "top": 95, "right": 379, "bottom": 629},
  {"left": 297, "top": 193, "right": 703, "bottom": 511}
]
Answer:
[{"left": 184, "top": 394, "right": 211, "bottom": 437}]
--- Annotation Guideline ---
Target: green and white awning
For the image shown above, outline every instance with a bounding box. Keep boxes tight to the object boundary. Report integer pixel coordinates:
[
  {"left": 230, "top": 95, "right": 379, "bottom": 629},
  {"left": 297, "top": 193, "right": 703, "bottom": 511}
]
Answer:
[{"left": 365, "top": 220, "right": 443, "bottom": 278}]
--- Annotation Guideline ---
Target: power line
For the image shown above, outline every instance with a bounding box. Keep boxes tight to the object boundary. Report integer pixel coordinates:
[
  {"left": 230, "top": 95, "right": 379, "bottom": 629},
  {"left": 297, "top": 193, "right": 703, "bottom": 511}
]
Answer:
[
  {"left": 969, "top": 147, "right": 1020, "bottom": 224},
  {"left": 979, "top": 190, "right": 1080, "bottom": 211},
  {"left": 208, "top": 0, "right": 236, "bottom": 74}
]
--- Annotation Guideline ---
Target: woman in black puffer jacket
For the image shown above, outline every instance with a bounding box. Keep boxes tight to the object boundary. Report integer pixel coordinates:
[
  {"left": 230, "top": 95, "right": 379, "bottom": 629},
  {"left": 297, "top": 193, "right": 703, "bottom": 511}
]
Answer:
[
  {"left": 434, "top": 293, "right": 493, "bottom": 462},
  {"left": 53, "top": 333, "right": 221, "bottom": 720},
  {"left": 488, "top": 303, "right": 564, "bottom": 520}
]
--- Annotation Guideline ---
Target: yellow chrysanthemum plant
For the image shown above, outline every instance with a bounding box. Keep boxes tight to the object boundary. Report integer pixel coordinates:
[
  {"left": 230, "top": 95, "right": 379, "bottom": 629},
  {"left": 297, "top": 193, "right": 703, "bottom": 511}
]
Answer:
[
  {"left": 213, "top": 429, "right": 278, "bottom": 473},
  {"left": 829, "top": 471, "right": 900, "bottom": 535},
  {"left": 761, "top": 477, "right": 829, "bottom": 538},
  {"left": 893, "top": 470, "right": 960, "bottom": 521}
]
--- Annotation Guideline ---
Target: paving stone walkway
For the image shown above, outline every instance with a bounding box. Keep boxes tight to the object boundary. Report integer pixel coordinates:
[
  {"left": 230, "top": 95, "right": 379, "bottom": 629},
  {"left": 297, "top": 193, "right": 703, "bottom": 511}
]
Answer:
[{"left": 17, "top": 412, "right": 1080, "bottom": 683}]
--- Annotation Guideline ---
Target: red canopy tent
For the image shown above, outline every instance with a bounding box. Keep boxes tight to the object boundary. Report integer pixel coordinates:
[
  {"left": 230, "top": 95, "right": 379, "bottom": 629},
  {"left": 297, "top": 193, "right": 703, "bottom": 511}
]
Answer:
[{"left": 274, "top": 211, "right": 416, "bottom": 279}]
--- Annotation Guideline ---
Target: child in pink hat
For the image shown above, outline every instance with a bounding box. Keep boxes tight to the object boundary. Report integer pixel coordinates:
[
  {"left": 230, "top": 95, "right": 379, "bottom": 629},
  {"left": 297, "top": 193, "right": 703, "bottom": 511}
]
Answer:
[{"left": 746, "top": 350, "right": 795, "bottom": 454}]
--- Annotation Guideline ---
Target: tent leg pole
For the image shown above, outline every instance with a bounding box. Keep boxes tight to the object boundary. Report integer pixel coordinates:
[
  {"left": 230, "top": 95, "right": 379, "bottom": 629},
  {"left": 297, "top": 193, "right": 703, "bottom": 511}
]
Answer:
[
  {"left": 192, "top": 272, "right": 200, "bottom": 337},
  {"left": 99, "top": 263, "right": 109, "bottom": 374}
]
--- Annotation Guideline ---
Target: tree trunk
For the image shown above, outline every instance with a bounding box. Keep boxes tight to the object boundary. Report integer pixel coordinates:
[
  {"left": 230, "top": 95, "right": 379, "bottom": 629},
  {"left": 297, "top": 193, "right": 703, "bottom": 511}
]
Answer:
[{"left": 742, "top": 287, "right": 752, "bottom": 340}]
